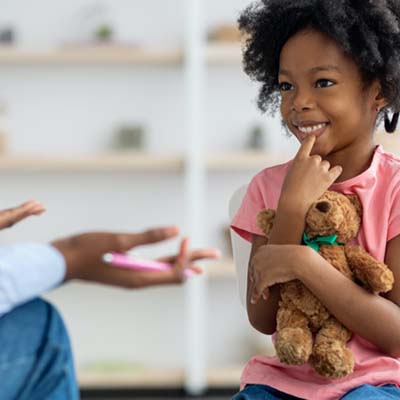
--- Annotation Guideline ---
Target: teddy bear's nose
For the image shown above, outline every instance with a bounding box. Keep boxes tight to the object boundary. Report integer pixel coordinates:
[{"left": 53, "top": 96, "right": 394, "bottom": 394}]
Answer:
[{"left": 315, "top": 201, "right": 331, "bottom": 213}]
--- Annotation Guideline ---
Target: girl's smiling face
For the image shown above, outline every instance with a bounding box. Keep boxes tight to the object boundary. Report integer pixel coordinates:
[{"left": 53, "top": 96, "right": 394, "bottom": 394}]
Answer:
[{"left": 279, "top": 28, "right": 385, "bottom": 157}]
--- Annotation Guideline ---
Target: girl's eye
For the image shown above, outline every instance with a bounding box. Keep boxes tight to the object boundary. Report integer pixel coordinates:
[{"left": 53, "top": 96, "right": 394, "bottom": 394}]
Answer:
[
  {"left": 279, "top": 82, "right": 293, "bottom": 91},
  {"left": 315, "top": 79, "right": 335, "bottom": 88}
]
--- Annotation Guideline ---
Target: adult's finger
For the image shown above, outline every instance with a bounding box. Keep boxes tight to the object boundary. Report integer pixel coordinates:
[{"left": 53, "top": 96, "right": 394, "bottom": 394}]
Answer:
[
  {"left": 171, "top": 238, "right": 190, "bottom": 281},
  {"left": 17, "top": 200, "right": 46, "bottom": 215},
  {"left": 296, "top": 134, "right": 316, "bottom": 159},
  {"left": 139, "top": 238, "right": 190, "bottom": 285},
  {"left": 157, "top": 248, "right": 221, "bottom": 263},
  {"left": 0, "top": 200, "right": 46, "bottom": 229},
  {"left": 187, "top": 265, "right": 203, "bottom": 274},
  {"left": 117, "top": 226, "right": 180, "bottom": 251}
]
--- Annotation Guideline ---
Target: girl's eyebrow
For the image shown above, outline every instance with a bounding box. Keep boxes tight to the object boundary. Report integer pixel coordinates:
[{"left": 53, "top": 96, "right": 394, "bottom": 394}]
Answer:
[{"left": 279, "top": 65, "right": 341, "bottom": 76}]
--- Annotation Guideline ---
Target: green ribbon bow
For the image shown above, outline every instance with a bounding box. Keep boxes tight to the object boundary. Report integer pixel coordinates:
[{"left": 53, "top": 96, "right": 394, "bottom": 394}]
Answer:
[{"left": 302, "top": 232, "right": 343, "bottom": 252}]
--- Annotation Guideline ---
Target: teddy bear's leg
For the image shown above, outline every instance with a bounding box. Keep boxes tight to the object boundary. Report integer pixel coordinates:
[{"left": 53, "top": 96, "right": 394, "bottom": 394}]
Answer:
[
  {"left": 280, "top": 280, "right": 330, "bottom": 333},
  {"left": 345, "top": 245, "right": 394, "bottom": 294},
  {"left": 310, "top": 317, "right": 354, "bottom": 379},
  {"left": 275, "top": 305, "right": 313, "bottom": 365}
]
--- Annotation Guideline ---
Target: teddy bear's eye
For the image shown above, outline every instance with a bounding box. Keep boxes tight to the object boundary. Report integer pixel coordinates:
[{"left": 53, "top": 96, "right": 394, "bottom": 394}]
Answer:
[{"left": 315, "top": 201, "right": 331, "bottom": 213}]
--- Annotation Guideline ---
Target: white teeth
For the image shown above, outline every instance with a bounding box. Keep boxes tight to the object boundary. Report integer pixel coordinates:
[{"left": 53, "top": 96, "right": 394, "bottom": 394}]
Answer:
[{"left": 298, "top": 123, "right": 326, "bottom": 133}]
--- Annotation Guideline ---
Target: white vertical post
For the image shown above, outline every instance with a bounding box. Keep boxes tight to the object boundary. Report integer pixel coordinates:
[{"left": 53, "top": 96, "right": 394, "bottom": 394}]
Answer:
[{"left": 183, "top": 0, "right": 207, "bottom": 395}]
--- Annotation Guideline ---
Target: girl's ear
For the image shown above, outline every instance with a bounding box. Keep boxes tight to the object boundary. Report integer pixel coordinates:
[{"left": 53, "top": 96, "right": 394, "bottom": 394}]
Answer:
[{"left": 372, "top": 79, "right": 388, "bottom": 111}]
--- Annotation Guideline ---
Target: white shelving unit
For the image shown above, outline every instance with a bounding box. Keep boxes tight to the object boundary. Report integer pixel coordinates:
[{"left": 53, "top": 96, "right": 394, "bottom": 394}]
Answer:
[{"left": 0, "top": 1, "right": 285, "bottom": 395}]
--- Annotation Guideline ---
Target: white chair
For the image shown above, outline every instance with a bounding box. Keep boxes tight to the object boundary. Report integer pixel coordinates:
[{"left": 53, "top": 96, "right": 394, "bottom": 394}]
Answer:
[{"left": 228, "top": 185, "right": 250, "bottom": 307}]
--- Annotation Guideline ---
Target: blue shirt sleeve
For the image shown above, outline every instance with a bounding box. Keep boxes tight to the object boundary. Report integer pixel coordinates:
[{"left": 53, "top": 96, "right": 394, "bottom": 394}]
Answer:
[{"left": 0, "top": 243, "right": 66, "bottom": 317}]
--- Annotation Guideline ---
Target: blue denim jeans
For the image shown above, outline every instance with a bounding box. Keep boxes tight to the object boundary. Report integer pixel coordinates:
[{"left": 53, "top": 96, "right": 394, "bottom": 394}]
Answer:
[
  {"left": 0, "top": 298, "right": 79, "bottom": 400},
  {"left": 232, "top": 384, "right": 400, "bottom": 399}
]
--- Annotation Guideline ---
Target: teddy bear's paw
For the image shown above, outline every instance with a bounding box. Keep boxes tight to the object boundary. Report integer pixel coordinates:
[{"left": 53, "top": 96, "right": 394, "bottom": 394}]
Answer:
[
  {"left": 275, "top": 328, "right": 312, "bottom": 365},
  {"left": 368, "top": 266, "right": 394, "bottom": 294},
  {"left": 345, "top": 245, "right": 394, "bottom": 294},
  {"left": 311, "top": 343, "right": 354, "bottom": 379}
]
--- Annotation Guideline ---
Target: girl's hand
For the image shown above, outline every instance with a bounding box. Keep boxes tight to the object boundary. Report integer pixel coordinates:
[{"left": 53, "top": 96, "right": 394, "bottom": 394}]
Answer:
[
  {"left": 250, "top": 244, "right": 311, "bottom": 304},
  {"left": 279, "top": 135, "right": 343, "bottom": 213},
  {"left": 52, "top": 226, "right": 220, "bottom": 288},
  {"left": 0, "top": 200, "right": 45, "bottom": 229}
]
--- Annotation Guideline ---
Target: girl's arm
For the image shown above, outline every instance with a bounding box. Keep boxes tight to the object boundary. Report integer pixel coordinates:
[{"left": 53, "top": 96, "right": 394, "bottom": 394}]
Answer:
[
  {"left": 246, "top": 207, "right": 306, "bottom": 334},
  {"left": 294, "top": 235, "right": 400, "bottom": 357},
  {"left": 247, "top": 235, "right": 280, "bottom": 334}
]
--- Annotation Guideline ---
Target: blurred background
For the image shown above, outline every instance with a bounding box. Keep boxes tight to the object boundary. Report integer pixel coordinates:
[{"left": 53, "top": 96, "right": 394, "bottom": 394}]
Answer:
[{"left": 0, "top": 1, "right": 398, "bottom": 399}]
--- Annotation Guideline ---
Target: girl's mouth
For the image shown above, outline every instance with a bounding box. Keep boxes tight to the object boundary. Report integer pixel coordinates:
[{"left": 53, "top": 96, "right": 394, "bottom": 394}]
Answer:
[{"left": 293, "top": 122, "right": 329, "bottom": 141}]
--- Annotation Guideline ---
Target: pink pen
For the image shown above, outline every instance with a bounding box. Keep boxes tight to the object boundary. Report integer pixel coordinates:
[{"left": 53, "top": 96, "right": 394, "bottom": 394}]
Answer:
[{"left": 102, "top": 252, "right": 195, "bottom": 278}]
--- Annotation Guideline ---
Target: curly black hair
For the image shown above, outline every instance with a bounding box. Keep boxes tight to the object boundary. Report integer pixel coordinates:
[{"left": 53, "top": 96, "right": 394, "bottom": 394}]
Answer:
[{"left": 238, "top": 0, "right": 400, "bottom": 133}]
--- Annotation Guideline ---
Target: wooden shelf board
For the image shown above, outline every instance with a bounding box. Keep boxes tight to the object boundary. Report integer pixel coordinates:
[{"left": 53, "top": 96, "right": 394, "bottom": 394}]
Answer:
[
  {"left": 0, "top": 152, "right": 290, "bottom": 172},
  {"left": 206, "top": 43, "right": 242, "bottom": 64},
  {"left": 207, "top": 365, "right": 242, "bottom": 387},
  {"left": 0, "top": 153, "right": 184, "bottom": 172},
  {"left": 78, "top": 365, "right": 242, "bottom": 389},
  {"left": 0, "top": 138, "right": 391, "bottom": 173},
  {"left": 78, "top": 368, "right": 184, "bottom": 389},
  {"left": 0, "top": 46, "right": 183, "bottom": 65},
  {"left": 207, "top": 151, "right": 290, "bottom": 171},
  {"left": 0, "top": 44, "right": 242, "bottom": 65}
]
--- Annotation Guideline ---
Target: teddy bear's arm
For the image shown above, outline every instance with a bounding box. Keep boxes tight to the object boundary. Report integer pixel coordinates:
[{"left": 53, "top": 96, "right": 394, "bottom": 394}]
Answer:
[
  {"left": 344, "top": 245, "right": 394, "bottom": 294},
  {"left": 256, "top": 209, "right": 276, "bottom": 240}
]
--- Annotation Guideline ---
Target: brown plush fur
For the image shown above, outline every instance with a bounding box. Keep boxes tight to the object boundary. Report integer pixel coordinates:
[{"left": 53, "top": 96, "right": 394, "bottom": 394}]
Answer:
[{"left": 256, "top": 191, "right": 394, "bottom": 379}]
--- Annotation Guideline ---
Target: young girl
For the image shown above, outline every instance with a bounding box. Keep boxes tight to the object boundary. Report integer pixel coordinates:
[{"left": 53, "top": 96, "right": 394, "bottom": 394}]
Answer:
[{"left": 231, "top": 1, "right": 400, "bottom": 399}]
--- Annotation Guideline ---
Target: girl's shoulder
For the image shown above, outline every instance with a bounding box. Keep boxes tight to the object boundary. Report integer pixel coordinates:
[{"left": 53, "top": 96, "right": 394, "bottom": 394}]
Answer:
[
  {"left": 244, "top": 160, "right": 293, "bottom": 209},
  {"left": 376, "top": 147, "right": 400, "bottom": 182},
  {"left": 379, "top": 147, "right": 400, "bottom": 167},
  {"left": 253, "top": 159, "right": 292, "bottom": 183}
]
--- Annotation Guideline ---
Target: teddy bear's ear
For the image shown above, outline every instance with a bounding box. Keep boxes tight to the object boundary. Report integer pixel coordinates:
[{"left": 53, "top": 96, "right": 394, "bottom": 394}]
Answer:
[
  {"left": 346, "top": 194, "right": 363, "bottom": 218},
  {"left": 256, "top": 209, "right": 276, "bottom": 238}
]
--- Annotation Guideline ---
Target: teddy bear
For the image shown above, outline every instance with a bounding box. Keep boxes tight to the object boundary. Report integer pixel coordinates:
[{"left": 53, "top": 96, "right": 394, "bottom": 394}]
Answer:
[{"left": 256, "top": 190, "right": 394, "bottom": 379}]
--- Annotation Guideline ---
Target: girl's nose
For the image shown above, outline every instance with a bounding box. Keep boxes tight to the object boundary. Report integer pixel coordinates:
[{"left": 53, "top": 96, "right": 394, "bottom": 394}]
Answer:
[{"left": 291, "top": 89, "right": 314, "bottom": 112}]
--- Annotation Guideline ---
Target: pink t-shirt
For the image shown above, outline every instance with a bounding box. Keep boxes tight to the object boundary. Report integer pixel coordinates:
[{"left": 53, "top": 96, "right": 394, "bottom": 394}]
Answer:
[{"left": 231, "top": 145, "right": 400, "bottom": 400}]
